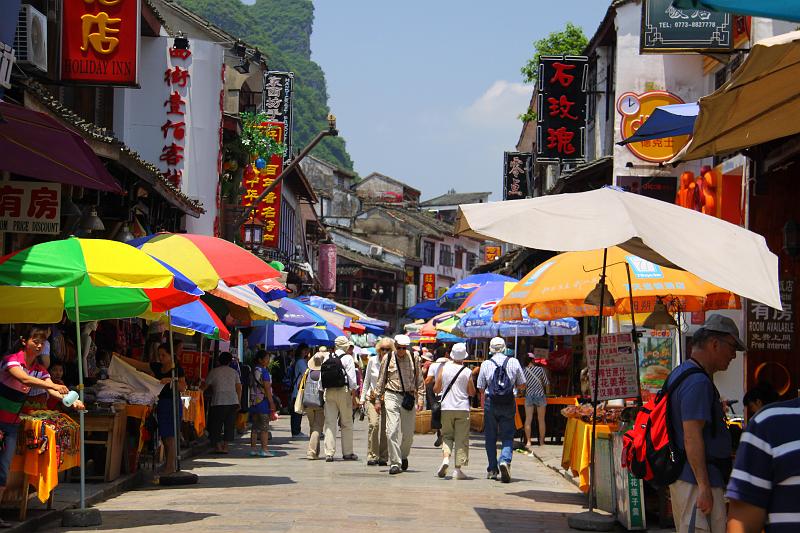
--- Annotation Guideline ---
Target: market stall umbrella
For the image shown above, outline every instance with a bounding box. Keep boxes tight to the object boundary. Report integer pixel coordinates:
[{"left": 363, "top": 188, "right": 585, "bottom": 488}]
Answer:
[
  {"left": 289, "top": 325, "right": 340, "bottom": 347},
  {"left": 405, "top": 299, "right": 447, "bottom": 320},
  {"left": 494, "top": 247, "right": 740, "bottom": 322},
  {"left": 456, "top": 187, "right": 780, "bottom": 310},
  {"left": 141, "top": 299, "right": 230, "bottom": 341},
  {"left": 211, "top": 280, "right": 278, "bottom": 321},
  {"left": 0, "top": 102, "right": 124, "bottom": 193},
  {"left": 672, "top": 30, "right": 800, "bottom": 163},
  {"left": 456, "top": 281, "right": 519, "bottom": 311},
  {"left": 266, "top": 298, "right": 326, "bottom": 327},
  {"left": 251, "top": 279, "right": 289, "bottom": 303},
  {"left": 128, "top": 233, "right": 280, "bottom": 291},
  {"left": 248, "top": 322, "right": 301, "bottom": 350},
  {"left": 437, "top": 273, "right": 518, "bottom": 307}
]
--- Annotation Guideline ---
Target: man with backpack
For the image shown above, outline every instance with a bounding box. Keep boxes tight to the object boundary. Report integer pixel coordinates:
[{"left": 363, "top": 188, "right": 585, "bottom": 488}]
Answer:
[
  {"left": 321, "top": 336, "right": 359, "bottom": 462},
  {"left": 666, "top": 315, "right": 741, "bottom": 533},
  {"left": 477, "top": 337, "right": 525, "bottom": 483}
]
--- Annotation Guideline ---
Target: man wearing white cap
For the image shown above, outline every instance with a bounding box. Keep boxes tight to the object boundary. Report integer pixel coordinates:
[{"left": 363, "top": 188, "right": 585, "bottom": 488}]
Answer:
[
  {"left": 477, "top": 337, "right": 525, "bottom": 482},
  {"left": 375, "top": 334, "right": 425, "bottom": 475},
  {"left": 321, "top": 336, "right": 359, "bottom": 462},
  {"left": 434, "top": 342, "right": 475, "bottom": 480}
]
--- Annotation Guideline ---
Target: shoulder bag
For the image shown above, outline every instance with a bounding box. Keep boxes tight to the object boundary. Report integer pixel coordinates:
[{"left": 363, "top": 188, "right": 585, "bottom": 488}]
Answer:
[
  {"left": 431, "top": 365, "right": 467, "bottom": 430},
  {"left": 395, "top": 351, "right": 416, "bottom": 411}
]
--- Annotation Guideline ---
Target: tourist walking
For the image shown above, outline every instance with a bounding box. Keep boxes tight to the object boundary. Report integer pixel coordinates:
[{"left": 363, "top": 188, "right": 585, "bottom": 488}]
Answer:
[
  {"left": 477, "top": 337, "right": 525, "bottom": 483},
  {"left": 289, "top": 344, "right": 310, "bottom": 439},
  {"left": 202, "top": 352, "right": 242, "bottom": 454},
  {"left": 360, "top": 338, "right": 391, "bottom": 466},
  {"left": 249, "top": 350, "right": 277, "bottom": 457},
  {"left": 434, "top": 343, "right": 475, "bottom": 480},
  {"left": 523, "top": 355, "right": 550, "bottom": 448},
  {"left": 294, "top": 349, "right": 327, "bottom": 459},
  {"left": 374, "top": 334, "right": 425, "bottom": 475},
  {"left": 321, "top": 336, "right": 359, "bottom": 462}
]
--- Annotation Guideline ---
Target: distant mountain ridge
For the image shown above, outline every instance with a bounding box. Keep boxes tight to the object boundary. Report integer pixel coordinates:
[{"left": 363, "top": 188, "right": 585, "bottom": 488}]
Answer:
[{"left": 176, "top": 0, "right": 354, "bottom": 171}]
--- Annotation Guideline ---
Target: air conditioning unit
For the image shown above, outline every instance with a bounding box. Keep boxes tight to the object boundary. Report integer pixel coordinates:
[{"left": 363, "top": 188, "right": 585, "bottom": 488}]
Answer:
[
  {"left": 14, "top": 4, "right": 47, "bottom": 73},
  {"left": 369, "top": 245, "right": 383, "bottom": 258}
]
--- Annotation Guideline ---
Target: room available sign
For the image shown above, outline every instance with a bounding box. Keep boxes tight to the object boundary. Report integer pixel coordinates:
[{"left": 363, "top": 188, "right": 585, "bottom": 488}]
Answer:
[{"left": 0, "top": 182, "right": 61, "bottom": 234}]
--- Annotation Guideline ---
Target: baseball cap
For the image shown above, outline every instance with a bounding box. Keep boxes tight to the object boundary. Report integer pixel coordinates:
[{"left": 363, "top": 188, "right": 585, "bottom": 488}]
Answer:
[
  {"left": 394, "top": 334, "right": 411, "bottom": 347},
  {"left": 699, "top": 314, "right": 745, "bottom": 351},
  {"left": 489, "top": 337, "right": 506, "bottom": 352},
  {"left": 451, "top": 343, "right": 468, "bottom": 361},
  {"left": 334, "top": 336, "right": 353, "bottom": 350}
]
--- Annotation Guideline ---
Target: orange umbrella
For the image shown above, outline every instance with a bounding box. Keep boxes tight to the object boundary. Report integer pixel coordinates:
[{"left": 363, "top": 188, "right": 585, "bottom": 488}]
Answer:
[{"left": 495, "top": 246, "right": 739, "bottom": 321}]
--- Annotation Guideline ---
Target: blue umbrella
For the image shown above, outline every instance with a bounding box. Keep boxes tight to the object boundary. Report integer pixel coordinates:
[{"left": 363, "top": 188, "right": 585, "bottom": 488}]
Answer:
[
  {"left": 437, "top": 273, "right": 517, "bottom": 306},
  {"left": 458, "top": 301, "right": 500, "bottom": 338},
  {"left": 436, "top": 331, "right": 466, "bottom": 343},
  {"left": 298, "top": 295, "right": 337, "bottom": 311},
  {"left": 617, "top": 103, "right": 698, "bottom": 145},
  {"left": 251, "top": 282, "right": 287, "bottom": 303},
  {"left": 290, "top": 326, "right": 338, "bottom": 347},
  {"left": 268, "top": 298, "right": 326, "bottom": 327},
  {"left": 167, "top": 299, "right": 230, "bottom": 340},
  {"left": 356, "top": 317, "right": 388, "bottom": 335},
  {"left": 405, "top": 299, "right": 447, "bottom": 320},
  {"left": 248, "top": 322, "right": 300, "bottom": 350}
]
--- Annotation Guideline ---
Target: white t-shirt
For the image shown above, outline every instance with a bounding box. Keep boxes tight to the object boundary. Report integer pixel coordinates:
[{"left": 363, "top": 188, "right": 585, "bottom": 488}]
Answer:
[{"left": 438, "top": 361, "right": 472, "bottom": 411}]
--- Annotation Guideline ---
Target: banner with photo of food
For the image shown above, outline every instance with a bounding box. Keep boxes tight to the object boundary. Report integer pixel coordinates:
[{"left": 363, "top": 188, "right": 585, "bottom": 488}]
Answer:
[{"left": 637, "top": 329, "right": 675, "bottom": 402}]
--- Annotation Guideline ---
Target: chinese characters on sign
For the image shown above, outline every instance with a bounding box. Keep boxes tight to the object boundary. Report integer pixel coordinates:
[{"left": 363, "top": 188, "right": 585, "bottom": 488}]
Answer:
[
  {"left": 585, "top": 333, "right": 639, "bottom": 401},
  {"left": 422, "top": 273, "right": 436, "bottom": 300},
  {"left": 502, "top": 152, "right": 531, "bottom": 200},
  {"left": 618, "top": 91, "right": 690, "bottom": 162},
  {"left": 748, "top": 279, "right": 794, "bottom": 351},
  {"left": 61, "top": 0, "right": 140, "bottom": 85},
  {"left": 160, "top": 43, "right": 192, "bottom": 188},
  {"left": 484, "top": 246, "right": 502, "bottom": 264},
  {"left": 641, "top": 0, "right": 732, "bottom": 53},
  {"left": 261, "top": 71, "right": 294, "bottom": 161},
  {"left": 0, "top": 182, "right": 61, "bottom": 234},
  {"left": 536, "top": 56, "right": 588, "bottom": 164},
  {"left": 240, "top": 122, "right": 284, "bottom": 247}
]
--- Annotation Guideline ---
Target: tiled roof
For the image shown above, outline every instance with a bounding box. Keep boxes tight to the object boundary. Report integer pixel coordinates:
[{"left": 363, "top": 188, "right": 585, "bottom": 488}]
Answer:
[
  {"left": 420, "top": 191, "right": 491, "bottom": 207},
  {"left": 22, "top": 80, "right": 204, "bottom": 216},
  {"left": 372, "top": 206, "right": 454, "bottom": 238},
  {"left": 336, "top": 246, "right": 404, "bottom": 274}
]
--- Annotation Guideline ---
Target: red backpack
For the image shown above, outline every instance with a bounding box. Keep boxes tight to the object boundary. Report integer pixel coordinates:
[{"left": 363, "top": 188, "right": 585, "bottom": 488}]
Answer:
[{"left": 622, "top": 367, "right": 704, "bottom": 486}]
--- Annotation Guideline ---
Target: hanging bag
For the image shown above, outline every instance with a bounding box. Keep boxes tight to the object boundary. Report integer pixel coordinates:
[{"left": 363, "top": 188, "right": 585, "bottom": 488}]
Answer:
[
  {"left": 395, "top": 351, "right": 416, "bottom": 411},
  {"left": 431, "top": 364, "right": 467, "bottom": 430}
]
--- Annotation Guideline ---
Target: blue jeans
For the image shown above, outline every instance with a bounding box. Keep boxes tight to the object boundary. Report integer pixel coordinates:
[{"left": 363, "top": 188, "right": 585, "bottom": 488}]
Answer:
[
  {"left": 0, "top": 421, "right": 20, "bottom": 486},
  {"left": 484, "top": 400, "right": 516, "bottom": 472}
]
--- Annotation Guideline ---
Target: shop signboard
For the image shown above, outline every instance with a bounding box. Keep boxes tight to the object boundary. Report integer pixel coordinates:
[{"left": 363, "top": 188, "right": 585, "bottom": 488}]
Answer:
[
  {"left": 61, "top": 0, "right": 141, "bottom": 85},
  {"left": 484, "top": 245, "right": 502, "bottom": 263},
  {"left": 0, "top": 181, "right": 60, "bottom": 234},
  {"left": 618, "top": 91, "right": 689, "bottom": 163},
  {"left": 422, "top": 273, "right": 435, "bottom": 300},
  {"left": 502, "top": 152, "right": 531, "bottom": 200},
  {"left": 748, "top": 279, "right": 794, "bottom": 351},
  {"left": 636, "top": 329, "right": 674, "bottom": 403},
  {"left": 178, "top": 350, "right": 209, "bottom": 383},
  {"left": 641, "top": 0, "right": 732, "bottom": 53},
  {"left": 240, "top": 121, "right": 284, "bottom": 248},
  {"left": 318, "top": 243, "right": 337, "bottom": 293},
  {"left": 261, "top": 71, "right": 294, "bottom": 162},
  {"left": 585, "top": 333, "right": 639, "bottom": 401},
  {"left": 536, "top": 56, "right": 588, "bottom": 165},
  {"left": 616, "top": 175, "right": 678, "bottom": 204},
  {"left": 613, "top": 432, "right": 647, "bottom": 530}
]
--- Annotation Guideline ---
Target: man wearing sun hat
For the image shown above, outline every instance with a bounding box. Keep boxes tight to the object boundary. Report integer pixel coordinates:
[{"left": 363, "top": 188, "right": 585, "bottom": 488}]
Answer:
[{"left": 321, "top": 336, "right": 359, "bottom": 462}]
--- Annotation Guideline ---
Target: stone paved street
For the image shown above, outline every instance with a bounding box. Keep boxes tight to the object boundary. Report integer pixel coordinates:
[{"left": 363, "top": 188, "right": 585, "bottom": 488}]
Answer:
[{"left": 46, "top": 416, "right": 591, "bottom": 532}]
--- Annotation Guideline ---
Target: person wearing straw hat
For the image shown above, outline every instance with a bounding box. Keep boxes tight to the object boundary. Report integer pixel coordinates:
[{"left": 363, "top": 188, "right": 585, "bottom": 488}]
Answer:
[
  {"left": 434, "top": 342, "right": 475, "bottom": 480},
  {"left": 322, "top": 336, "right": 359, "bottom": 462},
  {"left": 375, "top": 334, "right": 425, "bottom": 475},
  {"left": 361, "top": 338, "right": 391, "bottom": 466},
  {"left": 294, "top": 348, "right": 327, "bottom": 459}
]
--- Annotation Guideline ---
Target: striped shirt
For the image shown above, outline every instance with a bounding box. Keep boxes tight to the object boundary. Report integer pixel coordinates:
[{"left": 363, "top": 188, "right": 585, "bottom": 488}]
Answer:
[
  {"left": 523, "top": 365, "right": 549, "bottom": 398},
  {"left": 0, "top": 351, "right": 45, "bottom": 424},
  {"left": 726, "top": 398, "right": 800, "bottom": 532}
]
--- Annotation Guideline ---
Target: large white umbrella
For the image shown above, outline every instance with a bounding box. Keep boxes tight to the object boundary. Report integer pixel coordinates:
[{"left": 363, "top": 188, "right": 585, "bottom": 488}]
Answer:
[{"left": 455, "top": 187, "right": 781, "bottom": 310}]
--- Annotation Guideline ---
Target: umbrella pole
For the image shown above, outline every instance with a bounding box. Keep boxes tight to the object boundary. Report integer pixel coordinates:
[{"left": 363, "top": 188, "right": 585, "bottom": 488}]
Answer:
[
  {"left": 588, "top": 247, "right": 608, "bottom": 512},
  {"left": 168, "top": 310, "right": 180, "bottom": 473},
  {"left": 625, "top": 264, "right": 643, "bottom": 405},
  {"left": 73, "top": 286, "right": 86, "bottom": 510}
]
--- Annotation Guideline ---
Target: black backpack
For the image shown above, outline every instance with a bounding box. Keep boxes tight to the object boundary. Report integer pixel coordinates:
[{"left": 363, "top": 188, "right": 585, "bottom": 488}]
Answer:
[{"left": 320, "top": 353, "right": 347, "bottom": 388}]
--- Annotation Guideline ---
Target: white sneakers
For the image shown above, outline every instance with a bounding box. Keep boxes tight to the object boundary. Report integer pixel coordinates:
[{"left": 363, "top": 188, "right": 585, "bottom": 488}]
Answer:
[
  {"left": 437, "top": 459, "right": 449, "bottom": 478},
  {"left": 498, "top": 461, "right": 511, "bottom": 483}
]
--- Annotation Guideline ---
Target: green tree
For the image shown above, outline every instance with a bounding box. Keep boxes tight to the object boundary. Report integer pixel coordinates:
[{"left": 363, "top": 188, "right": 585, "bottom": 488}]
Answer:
[{"left": 519, "top": 22, "right": 588, "bottom": 122}]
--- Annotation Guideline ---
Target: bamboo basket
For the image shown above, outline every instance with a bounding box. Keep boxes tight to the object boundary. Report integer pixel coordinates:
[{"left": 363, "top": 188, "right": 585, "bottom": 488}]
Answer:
[
  {"left": 470, "top": 408, "right": 484, "bottom": 433},
  {"left": 415, "top": 410, "right": 433, "bottom": 434}
]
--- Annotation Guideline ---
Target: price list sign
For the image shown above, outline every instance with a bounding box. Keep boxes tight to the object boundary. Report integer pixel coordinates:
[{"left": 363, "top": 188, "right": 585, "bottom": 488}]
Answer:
[{"left": 585, "top": 333, "right": 639, "bottom": 401}]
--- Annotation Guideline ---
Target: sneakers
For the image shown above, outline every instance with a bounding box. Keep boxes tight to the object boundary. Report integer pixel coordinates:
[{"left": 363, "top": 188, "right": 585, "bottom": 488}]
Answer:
[
  {"left": 367, "top": 459, "right": 378, "bottom": 466},
  {"left": 342, "top": 454, "right": 359, "bottom": 461},
  {"left": 325, "top": 455, "right": 334, "bottom": 462},
  {"left": 453, "top": 467, "right": 467, "bottom": 480},
  {"left": 293, "top": 432, "right": 308, "bottom": 439},
  {"left": 249, "top": 449, "right": 259, "bottom": 457},
  {"left": 401, "top": 458, "right": 409, "bottom": 471},
  {"left": 433, "top": 431, "right": 443, "bottom": 448},
  {"left": 486, "top": 470, "right": 498, "bottom": 480},
  {"left": 437, "top": 460, "right": 449, "bottom": 478},
  {"left": 499, "top": 462, "right": 511, "bottom": 483},
  {"left": 389, "top": 465, "right": 401, "bottom": 475}
]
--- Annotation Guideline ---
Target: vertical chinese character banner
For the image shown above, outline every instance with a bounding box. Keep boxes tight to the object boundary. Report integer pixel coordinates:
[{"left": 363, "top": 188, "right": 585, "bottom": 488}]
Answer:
[
  {"left": 536, "top": 56, "right": 588, "bottom": 164},
  {"left": 318, "top": 243, "right": 337, "bottom": 293},
  {"left": 240, "top": 122, "right": 283, "bottom": 248},
  {"left": 422, "top": 273, "right": 436, "bottom": 300},
  {"left": 503, "top": 152, "right": 531, "bottom": 200},
  {"left": 61, "top": 0, "right": 140, "bottom": 85},
  {"left": 262, "top": 71, "right": 294, "bottom": 161},
  {"left": 160, "top": 41, "right": 192, "bottom": 189}
]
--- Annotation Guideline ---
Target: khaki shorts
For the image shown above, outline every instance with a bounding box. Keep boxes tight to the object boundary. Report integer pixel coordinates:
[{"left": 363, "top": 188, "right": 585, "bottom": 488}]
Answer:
[
  {"left": 669, "top": 479, "right": 726, "bottom": 532},
  {"left": 251, "top": 413, "right": 270, "bottom": 433}
]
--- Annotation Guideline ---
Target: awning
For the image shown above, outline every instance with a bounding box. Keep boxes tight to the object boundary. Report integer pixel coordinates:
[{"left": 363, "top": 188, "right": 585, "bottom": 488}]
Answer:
[
  {"left": 0, "top": 102, "right": 123, "bottom": 193},
  {"left": 673, "top": 31, "right": 800, "bottom": 162},
  {"left": 673, "top": 0, "right": 800, "bottom": 23},
  {"left": 617, "top": 103, "right": 698, "bottom": 145}
]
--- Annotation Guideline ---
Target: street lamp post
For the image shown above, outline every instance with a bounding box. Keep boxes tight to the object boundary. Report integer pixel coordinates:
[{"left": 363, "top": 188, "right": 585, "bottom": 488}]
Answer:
[{"left": 234, "top": 114, "right": 338, "bottom": 228}]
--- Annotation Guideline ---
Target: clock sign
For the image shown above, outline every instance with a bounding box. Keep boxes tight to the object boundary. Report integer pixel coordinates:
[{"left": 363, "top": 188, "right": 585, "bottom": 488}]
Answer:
[{"left": 618, "top": 90, "right": 689, "bottom": 163}]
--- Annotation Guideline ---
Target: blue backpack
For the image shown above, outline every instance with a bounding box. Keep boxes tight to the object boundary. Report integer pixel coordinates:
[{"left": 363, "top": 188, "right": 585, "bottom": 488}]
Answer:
[{"left": 487, "top": 357, "right": 515, "bottom": 406}]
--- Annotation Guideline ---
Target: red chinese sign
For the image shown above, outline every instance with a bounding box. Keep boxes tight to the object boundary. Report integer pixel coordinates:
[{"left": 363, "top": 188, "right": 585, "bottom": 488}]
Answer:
[
  {"left": 178, "top": 350, "right": 209, "bottom": 383},
  {"left": 422, "top": 273, "right": 436, "bottom": 300},
  {"left": 536, "top": 56, "right": 588, "bottom": 164},
  {"left": 61, "top": 0, "right": 140, "bottom": 85},
  {"left": 159, "top": 43, "right": 192, "bottom": 188},
  {"left": 241, "top": 122, "right": 284, "bottom": 247},
  {"left": 0, "top": 182, "right": 61, "bottom": 234}
]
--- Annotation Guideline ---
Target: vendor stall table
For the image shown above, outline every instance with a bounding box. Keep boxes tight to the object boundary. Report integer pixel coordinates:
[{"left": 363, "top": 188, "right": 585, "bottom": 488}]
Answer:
[
  {"left": 124, "top": 404, "right": 154, "bottom": 473},
  {"left": 82, "top": 407, "right": 126, "bottom": 482},
  {"left": 561, "top": 417, "right": 615, "bottom": 494},
  {"left": 4, "top": 412, "right": 80, "bottom": 520},
  {"left": 182, "top": 390, "right": 205, "bottom": 438}
]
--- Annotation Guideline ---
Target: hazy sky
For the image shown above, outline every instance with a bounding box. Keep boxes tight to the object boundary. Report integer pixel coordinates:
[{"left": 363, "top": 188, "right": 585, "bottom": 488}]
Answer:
[{"left": 309, "top": 1, "right": 609, "bottom": 201}]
